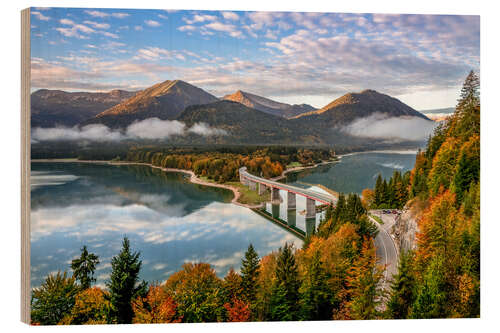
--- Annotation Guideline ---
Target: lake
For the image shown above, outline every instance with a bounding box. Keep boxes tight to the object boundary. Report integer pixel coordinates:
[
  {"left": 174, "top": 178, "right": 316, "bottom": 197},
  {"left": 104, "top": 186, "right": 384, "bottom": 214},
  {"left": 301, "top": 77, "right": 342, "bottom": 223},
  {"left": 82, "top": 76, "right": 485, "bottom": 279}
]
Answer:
[
  {"left": 286, "top": 151, "right": 418, "bottom": 194},
  {"left": 30, "top": 151, "right": 417, "bottom": 288},
  {"left": 30, "top": 162, "right": 301, "bottom": 288}
]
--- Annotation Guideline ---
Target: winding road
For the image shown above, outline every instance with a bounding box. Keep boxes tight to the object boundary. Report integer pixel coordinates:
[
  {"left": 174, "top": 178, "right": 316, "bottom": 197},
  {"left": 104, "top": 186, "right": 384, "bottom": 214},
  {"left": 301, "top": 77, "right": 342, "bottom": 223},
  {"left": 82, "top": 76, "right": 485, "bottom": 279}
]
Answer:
[{"left": 369, "top": 210, "right": 399, "bottom": 299}]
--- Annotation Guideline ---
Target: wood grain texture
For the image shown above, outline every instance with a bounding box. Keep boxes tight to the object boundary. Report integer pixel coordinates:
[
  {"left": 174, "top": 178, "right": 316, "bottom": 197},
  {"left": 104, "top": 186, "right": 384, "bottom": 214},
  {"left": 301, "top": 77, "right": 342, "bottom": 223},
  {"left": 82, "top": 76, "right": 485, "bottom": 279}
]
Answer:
[{"left": 21, "top": 7, "right": 31, "bottom": 325}]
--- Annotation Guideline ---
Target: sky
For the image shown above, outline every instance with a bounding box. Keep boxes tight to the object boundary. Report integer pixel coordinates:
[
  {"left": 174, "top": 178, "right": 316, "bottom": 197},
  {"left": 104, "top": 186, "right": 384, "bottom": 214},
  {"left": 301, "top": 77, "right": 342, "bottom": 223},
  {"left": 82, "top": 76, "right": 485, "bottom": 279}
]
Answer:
[{"left": 30, "top": 7, "right": 479, "bottom": 110}]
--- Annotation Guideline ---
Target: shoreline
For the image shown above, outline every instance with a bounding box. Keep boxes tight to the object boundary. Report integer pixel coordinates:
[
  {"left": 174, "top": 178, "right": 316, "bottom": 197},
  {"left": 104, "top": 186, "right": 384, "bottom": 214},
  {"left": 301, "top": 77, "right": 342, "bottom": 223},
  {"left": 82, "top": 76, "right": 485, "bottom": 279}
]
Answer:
[
  {"left": 31, "top": 148, "right": 416, "bottom": 206},
  {"left": 32, "top": 158, "right": 262, "bottom": 209},
  {"left": 33, "top": 157, "right": 340, "bottom": 205}
]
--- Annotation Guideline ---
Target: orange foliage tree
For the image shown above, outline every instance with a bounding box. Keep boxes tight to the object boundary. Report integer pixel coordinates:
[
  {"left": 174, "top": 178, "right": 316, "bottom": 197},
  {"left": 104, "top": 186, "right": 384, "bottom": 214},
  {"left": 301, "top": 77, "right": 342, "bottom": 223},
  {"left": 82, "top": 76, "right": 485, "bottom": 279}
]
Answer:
[
  {"left": 132, "top": 284, "right": 181, "bottom": 324},
  {"left": 59, "top": 287, "right": 111, "bottom": 325},
  {"left": 224, "top": 298, "right": 251, "bottom": 322}
]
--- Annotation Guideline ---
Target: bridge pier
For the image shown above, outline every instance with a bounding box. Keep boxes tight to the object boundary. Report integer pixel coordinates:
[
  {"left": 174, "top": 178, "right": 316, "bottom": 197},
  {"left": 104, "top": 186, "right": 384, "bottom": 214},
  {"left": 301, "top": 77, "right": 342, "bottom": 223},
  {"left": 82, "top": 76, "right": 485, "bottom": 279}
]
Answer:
[
  {"left": 287, "top": 209, "right": 296, "bottom": 227},
  {"left": 258, "top": 183, "right": 267, "bottom": 195},
  {"left": 287, "top": 192, "right": 296, "bottom": 210},
  {"left": 272, "top": 204, "right": 280, "bottom": 219},
  {"left": 306, "top": 198, "right": 316, "bottom": 219},
  {"left": 271, "top": 187, "right": 280, "bottom": 202},
  {"left": 306, "top": 217, "right": 316, "bottom": 236}
]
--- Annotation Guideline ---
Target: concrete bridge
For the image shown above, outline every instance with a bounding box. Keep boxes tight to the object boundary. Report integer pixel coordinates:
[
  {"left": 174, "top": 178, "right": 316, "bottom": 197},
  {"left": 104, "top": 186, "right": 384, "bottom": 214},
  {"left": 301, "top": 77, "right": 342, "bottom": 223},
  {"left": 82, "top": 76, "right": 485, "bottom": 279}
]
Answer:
[{"left": 239, "top": 167, "right": 336, "bottom": 219}]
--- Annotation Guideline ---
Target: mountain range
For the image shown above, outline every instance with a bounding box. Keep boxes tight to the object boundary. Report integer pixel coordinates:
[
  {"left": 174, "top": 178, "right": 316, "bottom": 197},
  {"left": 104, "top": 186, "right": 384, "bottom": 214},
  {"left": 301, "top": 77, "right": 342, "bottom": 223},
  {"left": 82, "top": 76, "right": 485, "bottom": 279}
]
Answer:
[
  {"left": 31, "top": 89, "right": 135, "bottom": 127},
  {"left": 31, "top": 79, "right": 432, "bottom": 145}
]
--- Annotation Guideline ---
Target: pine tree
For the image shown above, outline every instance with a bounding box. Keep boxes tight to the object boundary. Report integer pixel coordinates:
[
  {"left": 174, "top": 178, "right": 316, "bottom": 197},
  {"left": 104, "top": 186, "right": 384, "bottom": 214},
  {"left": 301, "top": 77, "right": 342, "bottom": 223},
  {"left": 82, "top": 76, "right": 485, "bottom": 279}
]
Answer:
[
  {"left": 374, "top": 174, "right": 383, "bottom": 206},
  {"left": 240, "top": 244, "right": 260, "bottom": 304},
  {"left": 270, "top": 243, "right": 300, "bottom": 321},
  {"left": 410, "top": 255, "right": 448, "bottom": 319},
  {"left": 71, "top": 245, "right": 100, "bottom": 290},
  {"left": 223, "top": 267, "right": 244, "bottom": 302},
  {"left": 343, "top": 239, "right": 384, "bottom": 320},
  {"left": 106, "top": 237, "right": 147, "bottom": 324},
  {"left": 457, "top": 70, "right": 480, "bottom": 111},
  {"left": 299, "top": 250, "right": 332, "bottom": 320},
  {"left": 387, "top": 251, "right": 416, "bottom": 319},
  {"left": 381, "top": 179, "right": 390, "bottom": 207}
]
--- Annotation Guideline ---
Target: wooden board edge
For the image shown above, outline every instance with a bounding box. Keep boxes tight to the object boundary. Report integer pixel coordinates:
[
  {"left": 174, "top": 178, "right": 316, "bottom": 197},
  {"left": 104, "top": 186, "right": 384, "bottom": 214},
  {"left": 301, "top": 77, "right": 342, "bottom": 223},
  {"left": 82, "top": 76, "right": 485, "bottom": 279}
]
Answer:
[{"left": 21, "top": 7, "right": 31, "bottom": 325}]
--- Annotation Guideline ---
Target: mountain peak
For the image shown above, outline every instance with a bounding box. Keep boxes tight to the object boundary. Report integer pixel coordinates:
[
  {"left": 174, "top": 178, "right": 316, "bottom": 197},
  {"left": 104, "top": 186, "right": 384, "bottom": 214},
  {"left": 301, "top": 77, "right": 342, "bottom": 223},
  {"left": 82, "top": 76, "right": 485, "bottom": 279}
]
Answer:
[
  {"left": 223, "top": 90, "right": 316, "bottom": 118},
  {"left": 292, "top": 89, "right": 430, "bottom": 123},
  {"left": 87, "top": 79, "right": 218, "bottom": 128}
]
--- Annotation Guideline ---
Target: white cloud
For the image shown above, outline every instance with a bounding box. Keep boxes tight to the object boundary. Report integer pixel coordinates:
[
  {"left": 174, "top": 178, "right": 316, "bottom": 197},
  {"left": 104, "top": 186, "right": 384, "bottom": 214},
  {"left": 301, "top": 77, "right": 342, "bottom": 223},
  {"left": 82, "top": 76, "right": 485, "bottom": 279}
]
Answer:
[
  {"left": 341, "top": 113, "right": 437, "bottom": 141},
  {"left": 112, "top": 13, "right": 130, "bottom": 19},
  {"left": 134, "top": 25, "right": 143, "bottom": 31},
  {"left": 221, "top": 12, "right": 239, "bottom": 21},
  {"left": 32, "top": 118, "right": 228, "bottom": 142},
  {"left": 188, "top": 122, "right": 227, "bottom": 136},
  {"left": 32, "top": 11, "right": 50, "bottom": 21},
  {"left": 55, "top": 19, "right": 96, "bottom": 39},
  {"left": 84, "top": 10, "right": 109, "bottom": 18},
  {"left": 83, "top": 20, "right": 110, "bottom": 29},
  {"left": 59, "top": 18, "right": 74, "bottom": 25},
  {"left": 126, "top": 118, "right": 185, "bottom": 139},
  {"left": 183, "top": 14, "right": 217, "bottom": 25},
  {"left": 178, "top": 25, "right": 196, "bottom": 32},
  {"left": 205, "top": 22, "right": 243, "bottom": 38},
  {"left": 84, "top": 10, "right": 129, "bottom": 18},
  {"left": 32, "top": 124, "right": 124, "bottom": 142},
  {"left": 145, "top": 20, "right": 161, "bottom": 27}
]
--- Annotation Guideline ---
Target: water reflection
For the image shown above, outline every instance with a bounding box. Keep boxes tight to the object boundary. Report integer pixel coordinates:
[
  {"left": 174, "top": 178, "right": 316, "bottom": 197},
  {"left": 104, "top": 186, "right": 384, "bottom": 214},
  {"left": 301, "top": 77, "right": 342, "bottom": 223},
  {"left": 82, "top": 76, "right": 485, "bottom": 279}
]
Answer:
[
  {"left": 287, "top": 152, "right": 417, "bottom": 194},
  {"left": 30, "top": 162, "right": 302, "bottom": 288},
  {"left": 263, "top": 188, "right": 326, "bottom": 236}
]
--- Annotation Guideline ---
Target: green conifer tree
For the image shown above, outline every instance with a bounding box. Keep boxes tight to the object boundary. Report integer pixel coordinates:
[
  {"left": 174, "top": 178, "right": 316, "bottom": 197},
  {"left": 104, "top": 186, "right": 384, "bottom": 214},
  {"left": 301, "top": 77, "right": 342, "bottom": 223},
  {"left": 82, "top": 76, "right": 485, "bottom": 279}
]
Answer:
[
  {"left": 240, "top": 244, "right": 260, "bottom": 304},
  {"left": 270, "top": 243, "right": 300, "bottom": 321},
  {"left": 106, "top": 237, "right": 147, "bottom": 324},
  {"left": 387, "top": 251, "right": 416, "bottom": 319},
  {"left": 71, "top": 245, "right": 100, "bottom": 290},
  {"left": 299, "top": 250, "right": 332, "bottom": 320}
]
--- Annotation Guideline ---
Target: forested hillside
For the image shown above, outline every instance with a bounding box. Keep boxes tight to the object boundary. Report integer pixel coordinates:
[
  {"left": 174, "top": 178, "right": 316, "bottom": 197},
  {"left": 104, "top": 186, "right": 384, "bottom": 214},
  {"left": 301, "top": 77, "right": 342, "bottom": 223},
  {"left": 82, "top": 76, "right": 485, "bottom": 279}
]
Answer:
[{"left": 385, "top": 71, "right": 480, "bottom": 318}]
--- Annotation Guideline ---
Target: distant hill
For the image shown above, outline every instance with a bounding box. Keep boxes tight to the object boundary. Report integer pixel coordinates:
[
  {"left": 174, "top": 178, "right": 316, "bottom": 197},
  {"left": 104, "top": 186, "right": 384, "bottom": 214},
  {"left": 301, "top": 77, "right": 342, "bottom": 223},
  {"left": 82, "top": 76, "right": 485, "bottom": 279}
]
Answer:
[
  {"left": 421, "top": 107, "right": 455, "bottom": 122},
  {"left": 86, "top": 80, "right": 219, "bottom": 128},
  {"left": 292, "top": 89, "right": 430, "bottom": 127},
  {"left": 177, "top": 100, "right": 324, "bottom": 145},
  {"left": 420, "top": 107, "right": 455, "bottom": 114},
  {"left": 223, "top": 90, "right": 316, "bottom": 118},
  {"left": 31, "top": 89, "right": 135, "bottom": 128}
]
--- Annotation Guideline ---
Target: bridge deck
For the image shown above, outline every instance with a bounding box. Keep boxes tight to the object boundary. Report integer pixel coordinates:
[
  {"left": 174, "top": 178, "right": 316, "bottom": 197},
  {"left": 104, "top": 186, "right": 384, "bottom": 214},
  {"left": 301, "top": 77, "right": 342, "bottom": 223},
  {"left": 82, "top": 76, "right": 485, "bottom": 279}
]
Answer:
[{"left": 239, "top": 167, "right": 336, "bottom": 205}]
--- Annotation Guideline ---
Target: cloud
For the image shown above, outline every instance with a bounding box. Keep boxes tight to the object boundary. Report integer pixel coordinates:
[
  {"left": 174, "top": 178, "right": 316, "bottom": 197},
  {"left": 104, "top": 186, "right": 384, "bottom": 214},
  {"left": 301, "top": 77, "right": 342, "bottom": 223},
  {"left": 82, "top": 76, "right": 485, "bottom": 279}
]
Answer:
[
  {"left": 83, "top": 20, "right": 110, "bottom": 29},
  {"left": 183, "top": 14, "right": 217, "bottom": 25},
  {"left": 84, "top": 10, "right": 130, "bottom": 19},
  {"left": 188, "top": 122, "right": 228, "bottom": 136},
  {"left": 112, "top": 13, "right": 130, "bottom": 19},
  {"left": 56, "top": 19, "right": 118, "bottom": 39},
  {"left": 178, "top": 25, "right": 196, "bottom": 32},
  {"left": 31, "top": 11, "right": 50, "bottom": 21},
  {"left": 341, "top": 113, "right": 437, "bottom": 141},
  {"left": 32, "top": 124, "right": 124, "bottom": 142},
  {"left": 126, "top": 118, "right": 185, "bottom": 139},
  {"left": 32, "top": 118, "right": 227, "bottom": 142},
  {"left": 221, "top": 12, "right": 239, "bottom": 21},
  {"left": 84, "top": 10, "right": 109, "bottom": 18},
  {"left": 145, "top": 20, "right": 161, "bottom": 27},
  {"left": 204, "top": 22, "right": 243, "bottom": 38}
]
